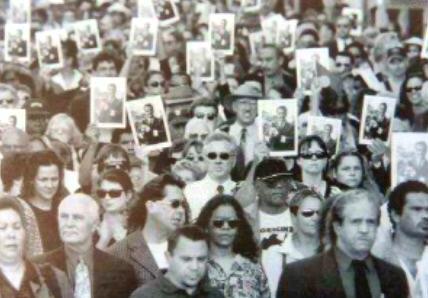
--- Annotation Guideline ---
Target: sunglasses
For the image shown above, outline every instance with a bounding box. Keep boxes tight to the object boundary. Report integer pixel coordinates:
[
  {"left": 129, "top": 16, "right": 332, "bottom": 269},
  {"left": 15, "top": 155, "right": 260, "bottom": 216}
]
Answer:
[
  {"left": 0, "top": 99, "right": 15, "bottom": 105},
  {"left": 206, "top": 152, "right": 232, "bottom": 161},
  {"left": 196, "top": 113, "right": 216, "bottom": 121},
  {"left": 212, "top": 219, "right": 240, "bottom": 229},
  {"left": 300, "top": 209, "right": 320, "bottom": 218},
  {"left": 149, "top": 81, "right": 165, "bottom": 88},
  {"left": 186, "top": 156, "right": 205, "bottom": 162},
  {"left": 96, "top": 189, "right": 124, "bottom": 198},
  {"left": 262, "top": 177, "right": 288, "bottom": 188},
  {"left": 300, "top": 152, "right": 328, "bottom": 159},
  {"left": 336, "top": 63, "right": 350, "bottom": 67},
  {"left": 406, "top": 86, "right": 422, "bottom": 93}
]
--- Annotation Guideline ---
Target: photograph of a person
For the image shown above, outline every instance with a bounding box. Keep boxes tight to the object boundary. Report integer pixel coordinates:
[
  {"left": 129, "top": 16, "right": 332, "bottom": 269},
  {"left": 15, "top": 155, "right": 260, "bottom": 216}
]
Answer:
[
  {"left": 392, "top": 133, "right": 428, "bottom": 187},
  {"left": 35, "top": 30, "right": 63, "bottom": 69},
  {"left": 342, "top": 8, "right": 363, "bottom": 36},
  {"left": 126, "top": 95, "right": 171, "bottom": 151},
  {"left": 258, "top": 99, "right": 298, "bottom": 156},
  {"left": 0, "top": 108, "right": 26, "bottom": 140},
  {"left": 8, "top": 0, "right": 31, "bottom": 24},
  {"left": 90, "top": 77, "right": 126, "bottom": 128},
  {"left": 249, "top": 31, "right": 265, "bottom": 61},
  {"left": 209, "top": 13, "right": 235, "bottom": 55},
  {"left": 296, "top": 47, "right": 330, "bottom": 95},
  {"left": 307, "top": 116, "right": 342, "bottom": 155},
  {"left": 151, "top": 0, "right": 180, "bottom": 27},
  {"left": 186, "top": 41, "right": 214, "bottom": 81},
  {"left": 4, "top": 23, "right": 30, "bottom": 63},
  {"left": 276, "top": 19, "right": 298, "bottom": 53},
  {"left": 130, "top": 18, "right": 158, "bottom": 56},
  {"left": 359, "top": 95, "right": 396, "bottom": 145},
  {"left": 261, "top": 14, "right": 284, "bottom": 44},
  {"left": 74, "top": 19, "right": 101, "bottom": 53}
]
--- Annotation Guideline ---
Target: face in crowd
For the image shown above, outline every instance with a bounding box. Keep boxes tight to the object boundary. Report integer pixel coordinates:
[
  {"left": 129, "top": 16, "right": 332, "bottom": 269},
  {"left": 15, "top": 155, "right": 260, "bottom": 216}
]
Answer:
[
  {"left": 203, "top": 140, "right": 236, "bottom": 181},
  {"left": 0, "top": 207, "right": 25, "bottom": 265},
  {"left": 333, "top": 154, "right": 363, "bottom": 188}
]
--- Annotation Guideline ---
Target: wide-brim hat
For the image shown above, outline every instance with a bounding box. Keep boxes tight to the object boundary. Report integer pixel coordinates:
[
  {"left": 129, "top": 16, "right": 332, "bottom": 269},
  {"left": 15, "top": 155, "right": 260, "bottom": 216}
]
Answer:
[{"left": 225, "top": 81, "right": 263, "bottom": 103}]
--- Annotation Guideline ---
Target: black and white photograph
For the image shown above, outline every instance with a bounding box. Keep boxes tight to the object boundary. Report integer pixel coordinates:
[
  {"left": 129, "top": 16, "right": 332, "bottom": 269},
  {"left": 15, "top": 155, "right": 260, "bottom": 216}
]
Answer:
[
  {"left": 186, "top": 41, "right": 214, "bottom": 81},
  {"left": 4, "top": 23, "right": 30, "bottom": 63},
  {"left": 126, "top": 95, "right": 171, "bottom": 151},
  {"left": 307, "top": 116, "right": 342, "bottom": 155},
  {"left": 129, "top": 18, "right": 158, "bottom": 56},
  {"left": 296, "top": 47, "right": 330, "bottom": 94},
  {"left": 151, "top": 0, "right": 180, "bottom": 27},
  {"left": 422, "top": 24, "right": 428, "bottom": 59},
  {"left": 0, "top": 1, "right": 427, "bottom": 298},
  {"left": 7, "top": 0, "right": 31, "bottom": 24},
  {"left": 258, "top": 99, "right": 298, "bottom": 156},
  {"left": 0, "top": 108, "right": 26, "bottom": 140},
  {"left": 276, "top": 19, "right": 298, "bottom": 53},
  {"left": 261, "top": 14, "right": 284, "bottom": 45},
  {"left": 90, "top": 77, "right": 126, "bottom": 128},
  {"left": 74, "top": 19, "right": 101, "bottom": 53},
  {"left": 242, "top": 0, "right": 261, "bottom": 12},
  {"left": 359, "top": 95, "right": 396, "bottom": 145},
  {"left": 35, "top": 30, "right": 63, "bottom": 69},
  {"left": 392, "top": 133, "right": 428, "bottom": 187},
  {"left": 209, "top": 13, "right": 235, "bottom": 55},
  {"left": 342, "top": 8, "right": 363, "bottom": 37}
]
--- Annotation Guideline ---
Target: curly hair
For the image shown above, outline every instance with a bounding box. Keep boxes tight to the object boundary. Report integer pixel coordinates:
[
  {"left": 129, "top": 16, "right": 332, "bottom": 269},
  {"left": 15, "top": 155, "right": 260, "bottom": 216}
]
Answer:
[{"left": 196, "top": 195, "right": 259, "bottom": 262}]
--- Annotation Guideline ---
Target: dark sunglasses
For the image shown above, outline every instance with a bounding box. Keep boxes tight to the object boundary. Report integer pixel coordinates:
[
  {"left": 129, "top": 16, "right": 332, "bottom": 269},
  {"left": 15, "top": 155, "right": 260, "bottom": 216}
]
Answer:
[
  {"left": 336, "top": 63, "right": 350, "bottom": 67},
  {"left": 149, "top": 81, "right": 165, "bottom": 88},
  {"left": 300, "top": 209, "right": 320, "bottom": 218},
  {"left": 196, "top": 113, "right": 216, "bottom": 121},
  {"left": 186, "top": 156, "right": 204, "bottom": 162},
  {"left": 262, "top": 177, "right": 288, "bottom": 188},
  {"left": 212, "top": 219, "right": 240, "bottom": 229},
  {"left": 406, "top": 86, "right": 422, "bottom": 93},
  {"left": 96, "top": 189, "right": 123, "bottom": 198},
  {"left": 207, "top": 152, "right": 232, "bottom": 161},
  {"left": 300, "top": 152, "right": 328, "bottom": 159}
]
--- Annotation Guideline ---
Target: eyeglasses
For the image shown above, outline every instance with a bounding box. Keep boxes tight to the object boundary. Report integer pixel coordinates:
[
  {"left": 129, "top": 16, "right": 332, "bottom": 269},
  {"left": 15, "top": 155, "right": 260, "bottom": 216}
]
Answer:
[
  {"left": 300, "top": 209, "right": 320, "bottom": 218},
  {"left": 336, "top": 63, "right": 350, "bottom": 67},
  {"left": 261, "top": 177, "right": 288, "bottom": 188},
  {"left": 195, "top": 113, "right": 216, "bottom": 121},
  {"left": 186, "top": 156, "right": 205, "bottom": 162},
  {"left": 300, "top": 152, "right": 329, "bottom": 159},
  {"left": 149, "top": 81, "right": 165, "bottom": 88},
  {"left": 96, "top": 189, "right": 124, "bottom": 198},
  {"left": 406, "top": 86, "right": 422, "bottom": 93},
  {"left": 206, "top": 152, "right": 232, "bottom": 161},
  {"left": 212, "top": 219, "right": 240, "bottom": 229},
  {"left": 0, "top": 99, "right": 15, "bottom": 105}
]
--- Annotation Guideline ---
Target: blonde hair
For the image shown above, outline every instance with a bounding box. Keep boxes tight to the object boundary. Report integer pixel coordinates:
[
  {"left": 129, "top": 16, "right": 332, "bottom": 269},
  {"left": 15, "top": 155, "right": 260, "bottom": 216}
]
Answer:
[{"left": 45, "top": 113, "right": 83, "bottom": 147}]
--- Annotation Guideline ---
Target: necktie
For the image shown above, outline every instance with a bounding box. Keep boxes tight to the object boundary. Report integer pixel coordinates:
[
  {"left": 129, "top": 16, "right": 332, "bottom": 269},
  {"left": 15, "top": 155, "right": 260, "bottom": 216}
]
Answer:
[
  {"left": 217, "top": 185, "right": 224, "bottom": 194},
  {"left": 351, "top": 260, "right": 372, "bottom": 298},
  {"left": 74, "top": 258, "right": 91, "bottom": 298},
  {"left": 240, "top": 128, "right": 247, "bottom": 148}
]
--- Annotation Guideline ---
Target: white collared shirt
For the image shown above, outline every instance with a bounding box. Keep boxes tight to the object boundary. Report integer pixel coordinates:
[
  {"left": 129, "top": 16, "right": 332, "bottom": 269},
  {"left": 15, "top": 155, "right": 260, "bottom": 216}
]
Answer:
[
  {"left": 184, "top": 175, "right": 236, "bottom": 220},
  {"left": 229, "top": 121, "right": 258, "bottom": 165}
]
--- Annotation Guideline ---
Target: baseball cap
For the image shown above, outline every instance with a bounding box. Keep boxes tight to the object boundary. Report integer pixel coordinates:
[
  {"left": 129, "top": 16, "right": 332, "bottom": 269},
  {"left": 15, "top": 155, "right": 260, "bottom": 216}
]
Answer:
[{"left": 254, "top": 157, "right": 293, "bottom": 181}]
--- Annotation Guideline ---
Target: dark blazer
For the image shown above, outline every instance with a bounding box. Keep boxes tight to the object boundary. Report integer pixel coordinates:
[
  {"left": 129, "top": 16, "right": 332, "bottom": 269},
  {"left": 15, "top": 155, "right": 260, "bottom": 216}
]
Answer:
[
  {"left": 276, "top": 249, "right": 408, "bottom": 298},
  {"left": 33, "top": 247, "right": 138, "bottom": 298},
  {"left": 107, "top": 230, "right": 160, "bottom": 286}
]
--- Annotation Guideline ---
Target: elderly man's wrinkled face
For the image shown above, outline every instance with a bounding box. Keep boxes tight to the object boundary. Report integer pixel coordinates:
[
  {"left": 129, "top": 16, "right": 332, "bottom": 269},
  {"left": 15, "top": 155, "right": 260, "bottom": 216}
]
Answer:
[{"left": 233, "top": 99, "right": 257, "bottom": 126}]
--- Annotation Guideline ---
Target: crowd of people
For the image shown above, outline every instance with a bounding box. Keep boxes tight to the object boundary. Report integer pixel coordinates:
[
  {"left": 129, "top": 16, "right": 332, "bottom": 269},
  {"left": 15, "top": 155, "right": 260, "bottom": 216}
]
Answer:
[{"left": 0, "top": 0, "right": 427, "bottom": 297}]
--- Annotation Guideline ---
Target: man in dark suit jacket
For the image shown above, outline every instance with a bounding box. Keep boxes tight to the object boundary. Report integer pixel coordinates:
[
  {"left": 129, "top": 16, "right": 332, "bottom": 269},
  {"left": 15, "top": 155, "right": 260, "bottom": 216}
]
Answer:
[
  {"left": 137, "top": 103, "right": 166, "bottom": 144},
  {"left": 212, "top": 19, "right": 231, "bottom": 50},
  {"left": 277, "top": 189, "right": 408, "bottom": 298},
  {"left": 33, "top": 194, "right": 138, "bottom": 298},
  {"left": 41, "top": 38, "right": 59, "bottom": 64},
  {"left": 135, "top": 24, "right": 154, "bottom": 50},
  {"left": 269, "top": 105, "right": 295, "bottom": 151},
  {"left": 98, "top": 83, "right": 123, "bottom": 124}
]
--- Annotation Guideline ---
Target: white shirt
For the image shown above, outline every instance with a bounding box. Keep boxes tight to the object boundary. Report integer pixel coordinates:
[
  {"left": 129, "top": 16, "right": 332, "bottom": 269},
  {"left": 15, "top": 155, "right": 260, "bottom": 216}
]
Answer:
[
  {"left": 184, "top": 175, "right": 236, "bottom": 220},
  {"left": 259, "top": 209, "right": 292, "bottom": 245},
  {"left": 51, "top": 70, "right": 83, "bottom": 91},
  {"left": 147, "top": 241, "right": 168, "bottom": 270},
  {"left": 229, "top": 121, "right": 258, "bottom": 165}
]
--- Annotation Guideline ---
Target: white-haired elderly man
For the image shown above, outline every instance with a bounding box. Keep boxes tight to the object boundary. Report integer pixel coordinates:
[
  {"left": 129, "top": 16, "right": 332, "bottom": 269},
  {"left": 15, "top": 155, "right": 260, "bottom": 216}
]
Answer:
[
  {"left": 184, "top": 131, "right": 238, "bottom": 220},
  {"left": 33, "top": 193, "right": 138, "bottom": 298}
]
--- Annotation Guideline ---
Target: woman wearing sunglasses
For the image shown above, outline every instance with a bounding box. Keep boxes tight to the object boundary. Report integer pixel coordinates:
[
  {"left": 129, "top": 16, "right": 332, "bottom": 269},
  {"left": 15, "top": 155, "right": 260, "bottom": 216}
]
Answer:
[
  {"left": 399, "top": 73, "right": 427, "bottom": 131},
  {"left": 297, "top": 135, "right": 339, "bottom": 198},
  {"left": 95, "top": 169, "right": 134, "bottom": 250},
  {"left": 196, "top": 195, "right": 270, "bottom": 298}
]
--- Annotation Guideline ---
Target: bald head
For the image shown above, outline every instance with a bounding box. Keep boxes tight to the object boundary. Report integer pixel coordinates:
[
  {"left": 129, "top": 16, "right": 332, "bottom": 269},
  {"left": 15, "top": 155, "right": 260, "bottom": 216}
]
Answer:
[
  {"left": 1, "top": 127, "right": 29, "bottom": 157},
  {"left": 58, "top": 193, "right": 100, "bottom": 248}
]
